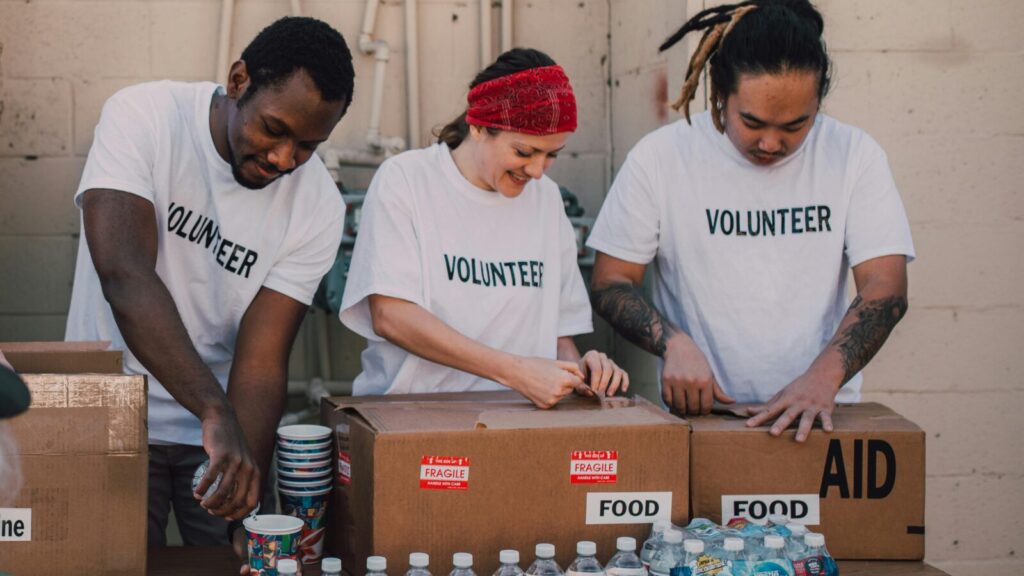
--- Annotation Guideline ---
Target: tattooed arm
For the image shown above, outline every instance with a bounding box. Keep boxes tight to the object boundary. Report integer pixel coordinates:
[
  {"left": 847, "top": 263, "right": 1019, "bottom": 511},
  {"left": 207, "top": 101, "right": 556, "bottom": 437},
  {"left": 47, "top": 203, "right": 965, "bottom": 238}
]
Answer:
[
  {"left": 746, "top": 254, "right": 909, "bottom": 441},
  {"left": 590, "top": 252, "right": 734, "bottom": 414}
]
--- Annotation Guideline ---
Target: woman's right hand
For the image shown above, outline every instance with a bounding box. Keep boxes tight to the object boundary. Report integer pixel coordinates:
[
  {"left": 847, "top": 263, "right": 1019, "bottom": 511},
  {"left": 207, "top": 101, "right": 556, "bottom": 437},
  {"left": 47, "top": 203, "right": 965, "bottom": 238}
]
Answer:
[{"left": 503, "top": 356, "right": 587, "bottom": 409}]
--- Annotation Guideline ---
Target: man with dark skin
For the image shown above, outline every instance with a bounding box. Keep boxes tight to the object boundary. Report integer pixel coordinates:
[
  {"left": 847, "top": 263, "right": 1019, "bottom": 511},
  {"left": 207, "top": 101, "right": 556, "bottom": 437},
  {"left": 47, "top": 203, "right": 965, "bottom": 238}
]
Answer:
[{"left": 65, "top": 17, "right": 354, "bottom": 548}]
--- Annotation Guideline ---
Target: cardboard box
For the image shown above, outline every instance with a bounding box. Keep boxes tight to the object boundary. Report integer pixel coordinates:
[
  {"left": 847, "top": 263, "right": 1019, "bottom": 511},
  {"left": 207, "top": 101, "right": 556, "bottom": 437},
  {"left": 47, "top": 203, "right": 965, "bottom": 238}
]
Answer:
[
  {"left": 688, "top": 403, "right": 925, "bottom": 560},
  {"left": 321, "top": 391, "right": 689, "bottom": 575},
  {"left": 0, "top": 342, "right": 148, "bottom": 576}
]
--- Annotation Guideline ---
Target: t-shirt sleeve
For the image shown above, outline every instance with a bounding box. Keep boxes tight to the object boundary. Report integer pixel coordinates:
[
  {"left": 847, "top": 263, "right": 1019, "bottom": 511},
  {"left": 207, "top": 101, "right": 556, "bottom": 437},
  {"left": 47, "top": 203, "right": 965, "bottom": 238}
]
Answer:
[
  {"left": 844, "top": 138, "right": 916, "bottom": 267},
  {"left": 262, "top": 171, "right": 345, "bottom": 306},
  {"left": 75, "top": 88, "right": 158, "bottom": 206},
  {"left": 338, "top": 161, "right": 425, "bottom": 341},
  {"left": 585, "top": 142, "right": 662, "bottom": 265},
  {"left": 557, "top": 212, "right": 594, "bottom": 338}
]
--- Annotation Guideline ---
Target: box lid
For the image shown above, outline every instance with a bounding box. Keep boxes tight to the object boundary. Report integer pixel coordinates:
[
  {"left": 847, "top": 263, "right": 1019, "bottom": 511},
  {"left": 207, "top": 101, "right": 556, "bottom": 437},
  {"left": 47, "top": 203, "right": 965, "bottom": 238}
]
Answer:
[
  {"left": 689, "top": 402, "right": 922, "bottom": 433},
  {"left": 1, "top": 341, "right": 122, "bottom": 374}
]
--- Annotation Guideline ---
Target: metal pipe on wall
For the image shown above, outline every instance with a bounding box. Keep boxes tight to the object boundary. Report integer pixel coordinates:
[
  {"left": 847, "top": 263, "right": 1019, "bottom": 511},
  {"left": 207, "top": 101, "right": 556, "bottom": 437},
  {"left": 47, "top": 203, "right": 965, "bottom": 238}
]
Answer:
[
  {"left": 480, "top": 0, "right": 492, "bottom": 67},
  {"left": 501, "top": 0, "right": 513, "bottom": 53},
  {"left": 290, "top": 0, "right": 301, "bottom": 16},
  {"left": 405, "top": 0, "right": 422, "bottom": 149},
  {"left": 215, "top": 0, "right": 235, "bottom": 86}
]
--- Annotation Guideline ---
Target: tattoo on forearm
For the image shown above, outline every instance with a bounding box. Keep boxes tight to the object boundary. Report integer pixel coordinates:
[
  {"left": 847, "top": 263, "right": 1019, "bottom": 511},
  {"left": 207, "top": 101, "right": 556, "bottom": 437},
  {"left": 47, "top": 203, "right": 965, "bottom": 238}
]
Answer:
[
  {"left": 836, "top": 295, "right": 908, "bottom": 382},
  {"left": 590, "top": 283, "right": 677, "bottom": 356}
]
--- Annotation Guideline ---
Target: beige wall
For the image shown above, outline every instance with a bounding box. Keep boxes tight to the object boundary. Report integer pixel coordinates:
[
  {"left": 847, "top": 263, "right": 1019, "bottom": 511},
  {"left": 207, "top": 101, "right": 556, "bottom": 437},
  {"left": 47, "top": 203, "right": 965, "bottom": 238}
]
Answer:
[{"left": 0, "top": 1, "right": 1021, "bottom": 573}]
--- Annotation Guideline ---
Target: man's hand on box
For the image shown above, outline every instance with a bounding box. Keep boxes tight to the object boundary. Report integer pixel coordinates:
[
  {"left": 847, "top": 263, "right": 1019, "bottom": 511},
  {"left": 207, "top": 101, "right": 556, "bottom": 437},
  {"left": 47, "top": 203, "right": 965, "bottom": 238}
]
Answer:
[
  {"left": 578, "top": 350, "right": 629, "bottom": 397},
  {"left": 195, "top": 405, "right": 260, "bottom": 520},
  {"left": 661, "top": 333, "right": 734, "bottom": 415},
  {"left": 745, "top": 371, "right": 838, "bottom": 442}
]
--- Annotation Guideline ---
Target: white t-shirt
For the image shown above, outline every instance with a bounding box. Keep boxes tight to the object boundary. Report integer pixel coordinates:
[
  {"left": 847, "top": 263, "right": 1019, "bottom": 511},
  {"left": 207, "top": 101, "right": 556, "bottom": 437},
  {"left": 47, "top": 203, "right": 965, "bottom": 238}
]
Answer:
[
  {"left": 339, "top": 142, "right": 593, "bottom": 396},
  {"left": 65, "top": 80, "right": 345, "bottom": 445},
  {"left": 587, "top": 112, "right": 915, "bottom": 403}
]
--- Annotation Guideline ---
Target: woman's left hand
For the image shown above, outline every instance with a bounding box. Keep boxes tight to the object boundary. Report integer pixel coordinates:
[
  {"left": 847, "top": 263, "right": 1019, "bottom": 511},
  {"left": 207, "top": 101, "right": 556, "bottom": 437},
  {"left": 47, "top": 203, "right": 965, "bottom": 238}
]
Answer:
[{"left": 578, "top": 350, "right": 629, "bottom": 397}]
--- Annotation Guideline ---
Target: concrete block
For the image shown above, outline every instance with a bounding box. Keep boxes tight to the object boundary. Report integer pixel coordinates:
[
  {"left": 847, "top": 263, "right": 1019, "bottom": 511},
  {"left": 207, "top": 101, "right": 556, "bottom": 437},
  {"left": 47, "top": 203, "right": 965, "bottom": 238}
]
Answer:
[
  {"left": 609, "top": 0, "right": 688, "bottom": 78},
  {"left": 610, "top": 63, "right": 673, "bottom": 169},
  {"left": 0, "top": 315, "right": 69, "bottom": 342},
  {"left": 862, "top": 307, "right": 1024, "bottom": 395},
  {"left": 951, "top": 0, "right": 1024, "bottom": 53},
  {"left": 0, "top": 236, "right": 76, "bottom": 315},
  {"left": 824, "top": 51, "right": 1023, "bottom": 139},
  {"left": 884, "top": 135, "right": 1024, "bottom": 225},
  {"left": 72, "top": 78, "right": 139, "bottom": 156},
  {"left": 860, "top": 391, "right": 1024, "bottom": 477},
  {"left": 907, "top": 221, "right": 1024, "bottom": 308},
  {"left": 0, "top": 1, "right": 149, "bottom": 79},
  {"left": 923, "top": 473, "right": 1024, "bottom": 562},
  {"left": 0, "top": 157, "right": 85, "bottom": 236},
  {"left": 0, "top": 78, "right": 72, "bottom": 157},
  {"left": 819, "top": 0, "right": 954, "bottom": 52},
  {"left": 150, "top": 0, "right": 222, "bottom": 80},
  {"left": 544, "top": 153, "right": 608, "bottom": 217}
]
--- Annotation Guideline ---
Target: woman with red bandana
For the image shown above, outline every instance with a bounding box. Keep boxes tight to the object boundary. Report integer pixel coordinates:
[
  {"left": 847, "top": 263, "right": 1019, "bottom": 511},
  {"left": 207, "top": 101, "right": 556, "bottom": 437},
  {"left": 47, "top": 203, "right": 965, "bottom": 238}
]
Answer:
[{"left": 339, "top": 48, "right": 627, "bottom": 408}]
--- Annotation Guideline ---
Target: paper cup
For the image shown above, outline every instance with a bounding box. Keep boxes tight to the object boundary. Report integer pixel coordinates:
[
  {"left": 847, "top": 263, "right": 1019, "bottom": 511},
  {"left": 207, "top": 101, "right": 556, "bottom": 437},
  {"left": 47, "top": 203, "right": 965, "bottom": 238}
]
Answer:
[
  {"left": 277, "top": 445, "right": 332, "bottom": 458},
  {"left": 276, "top": 458, "right": 330, "bottom": 473},
  {"left": 279, "top": 486, "right": 332, "bottom": 564},
  {"left": 278, "top": 475, "right": 332, "bottom": 488},
  {"left": 243, "top": 514, "right": 304, "bottom": 576},
  {"left": 277, "top": 424, "right": 331, "bottom": 445},
  {"left": 278, "top": 466, "right": 332, "bottom": 478}
]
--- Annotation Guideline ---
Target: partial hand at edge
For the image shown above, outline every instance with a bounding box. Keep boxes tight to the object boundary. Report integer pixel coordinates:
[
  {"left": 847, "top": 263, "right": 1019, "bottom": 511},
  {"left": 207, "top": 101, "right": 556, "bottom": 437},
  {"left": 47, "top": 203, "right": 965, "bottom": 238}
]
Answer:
[{"left": 661, "top": 333, "right": 734, "bottom": 415}]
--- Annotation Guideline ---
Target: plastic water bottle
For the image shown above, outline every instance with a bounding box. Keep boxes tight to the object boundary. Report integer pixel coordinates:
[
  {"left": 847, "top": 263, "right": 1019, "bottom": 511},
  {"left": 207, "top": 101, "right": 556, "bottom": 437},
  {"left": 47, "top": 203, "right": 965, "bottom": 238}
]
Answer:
[
  {"left": 641, "top": 520, "right": 672, "bottom": 569},
  {"left": 791, "top": 533, "right": 838, "bottom": 576},
  {"left": 648, "top": 529, "right": 684, "bottom": 576},
  {"left": 750, "top": 536, "right": 793, "bottom": 576},
  {"left": 784, "top": 524, "right": 809, "bottom": 561},
  {"left": 368, "top": 555, "right": 389, "bottom": 576},
  {"left": 408, "top": 553, "right": 432, "bottom": 576},
  {"left": 721, "top": 537, "right": 750, "bottom": 576},
  {"left": 766, "top": 516, "right": 791, "bottom": 538},
  {"left": 494, "top": 550, "right": 525, "bottom": 576},
  {"left": 278, "top": 558, "right": 299, "bottom": 576},
  {"left": 567, "top": 541, "right": 604, "bottom": 576},
  {"left": 605, "top": 537, "right": 647, "bottom": 576},
  {"left": 451, "top": 553, "right": 477, "bottom": 576},
  {"left": 322, "top": 557, "right": 343, "bottom": 576},
  {"left": 680, "top": 539, "right": 704, "bottom": 576},
  {"left": 526, "top": 544, "right": 564, "bottom": 576}
]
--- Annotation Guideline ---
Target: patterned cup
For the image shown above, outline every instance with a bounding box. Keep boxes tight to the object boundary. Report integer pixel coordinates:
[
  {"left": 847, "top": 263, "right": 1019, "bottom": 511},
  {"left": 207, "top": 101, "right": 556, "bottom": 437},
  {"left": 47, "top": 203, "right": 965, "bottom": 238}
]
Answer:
[
  {"left": 276, "top": 424, "right": 331, "bottom": 445},
  {"left": 242, "top": 514, "right": 304, "bottom": 576},
  {"left": 279, "top": 486, "right": 332, "bottom": 565}
]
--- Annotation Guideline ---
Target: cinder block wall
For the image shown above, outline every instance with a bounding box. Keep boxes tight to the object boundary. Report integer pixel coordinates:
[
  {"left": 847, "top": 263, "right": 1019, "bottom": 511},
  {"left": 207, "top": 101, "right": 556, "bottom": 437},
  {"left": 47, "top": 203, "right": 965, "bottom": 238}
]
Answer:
[{"left": 0, "top": 1, "right": 1020, "bottom": 574}]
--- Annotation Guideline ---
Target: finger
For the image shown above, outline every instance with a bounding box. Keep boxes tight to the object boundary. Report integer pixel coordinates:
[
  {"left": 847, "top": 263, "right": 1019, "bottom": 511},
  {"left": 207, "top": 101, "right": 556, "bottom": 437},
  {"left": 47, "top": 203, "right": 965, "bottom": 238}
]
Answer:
[
  {"left": 769, "top": 409, "right": 799, "bottom": 437},
  {"left": 556, "top": 360, "right": 585, "bottom": 380},
  {"left": 795, "top": 411, "right": 816, "bottom": 443},
  {"left": 193, "top": 454, "right": 218, "bottom": 500},
  {"left": 573, "top": 380, "right": 594, "bottom": 397},
  {"left": 597, "top": 356, "right": 615, "bottom": 395},
  {"left": 241, "top": 564, "right": 249, "bottom": 575},
  {"left": 820, "top": 410, "right": 835, "bottom": 433},
  {"left": 746, "top": 402, "right": 782, "bottom": 428},
  {"left": 712, "top": 380, "right": 736, "bottom": 404},
  {"left": 700, "top": 383, "right": 713, "bottom": 415},
  {"left": 621, "top": 370, "right": 630, "bottom": 392},
  {"left": 606, "top": 366, "right": 624, "bottom": 396},
  {"left": 227, "top": 465, "right": 260, "bottom": 521},
  {"left": 685, "top": 385, "right": 701, "bottom": 415},
  {"left": 221, "top": 463, "right": 253, "bottom": 519},
  {"left": 583, "top": 354, "right": 604, "bottom": 392},
  {"left": 203, "top": 454, "right": 241, "bottom": 512}
]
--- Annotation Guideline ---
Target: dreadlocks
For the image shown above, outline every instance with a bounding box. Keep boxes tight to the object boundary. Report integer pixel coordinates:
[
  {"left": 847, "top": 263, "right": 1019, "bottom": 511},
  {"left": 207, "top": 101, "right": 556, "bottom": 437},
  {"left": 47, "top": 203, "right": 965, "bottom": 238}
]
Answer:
[{"left": 660, "top": 0, "right": 832, "bottom": 133}]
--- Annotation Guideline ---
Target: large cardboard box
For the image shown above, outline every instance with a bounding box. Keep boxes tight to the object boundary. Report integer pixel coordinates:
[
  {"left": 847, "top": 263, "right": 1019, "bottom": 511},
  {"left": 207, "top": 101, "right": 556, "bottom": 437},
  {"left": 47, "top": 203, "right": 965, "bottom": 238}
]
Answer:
[
  {"left": 0, "top": 342, "right": 147, "bottom": 576},
  {"left": 321, "top": 391, "right": 689, "bottom": 575},
  {"left": 688, "top": 403, "right": 925, "bottom": 560}
]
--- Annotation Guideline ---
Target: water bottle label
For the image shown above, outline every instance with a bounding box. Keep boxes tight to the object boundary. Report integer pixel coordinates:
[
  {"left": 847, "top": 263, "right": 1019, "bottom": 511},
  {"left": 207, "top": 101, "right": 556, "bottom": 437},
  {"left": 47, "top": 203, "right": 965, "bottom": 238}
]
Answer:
[
  {"left": 570, "top": 450, "right": 618, "bottom": 484},
  {"left": 793, "top": 556, "right": 837, "bottom": 576},
  {"left": 568, "top": 570, "right": 606, "bottom": 576},
  {"left": 419, "top": 455, "right": 470, "bottom": 490},
  {"left": 692, "top": 555, "right": 732, "bottom": 576},
  {"left": 751, "top": 560, "right": 794, "bottom": 576},
  {"left": 607, "top": 568, "right": 647, "bottom": 576}
]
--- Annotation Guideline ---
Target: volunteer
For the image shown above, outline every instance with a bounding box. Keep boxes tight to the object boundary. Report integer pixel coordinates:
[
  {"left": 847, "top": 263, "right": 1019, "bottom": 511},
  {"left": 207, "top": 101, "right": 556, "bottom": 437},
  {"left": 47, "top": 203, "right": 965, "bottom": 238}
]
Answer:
[
  {"left": 588, "top": 0, "right": 914, "bottom": 441},
  {"left": 340, "top": 48, "right": 627, "bottom": 407},
  {"left": 65, "top": 17, "right": 354, "bottom": 546}
]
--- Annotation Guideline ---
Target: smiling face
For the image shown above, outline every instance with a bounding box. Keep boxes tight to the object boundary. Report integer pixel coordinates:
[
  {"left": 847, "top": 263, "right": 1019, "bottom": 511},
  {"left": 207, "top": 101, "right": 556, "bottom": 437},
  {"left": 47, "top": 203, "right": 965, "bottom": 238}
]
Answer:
[
  {"left": 221, "top": 63, "right": 346, "bottom": 189},
  {"left": 721, "top": 69, "right": 820, "bottom": 167},
  {"left": 460, "top": 127, "right": 570, "bottom": 198}
]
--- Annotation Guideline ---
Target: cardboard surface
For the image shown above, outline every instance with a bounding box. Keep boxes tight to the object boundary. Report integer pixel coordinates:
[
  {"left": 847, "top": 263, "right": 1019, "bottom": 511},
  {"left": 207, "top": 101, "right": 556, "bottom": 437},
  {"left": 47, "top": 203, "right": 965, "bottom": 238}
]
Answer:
[
  {"left": 689, "top": 402, "right": 926, "bottom": 560},
  {"left": 0, "top": 342, "right": 148, "bottom": 576},
  {"left": 321, "top": 391, "right": 689, "bottom": 576}
]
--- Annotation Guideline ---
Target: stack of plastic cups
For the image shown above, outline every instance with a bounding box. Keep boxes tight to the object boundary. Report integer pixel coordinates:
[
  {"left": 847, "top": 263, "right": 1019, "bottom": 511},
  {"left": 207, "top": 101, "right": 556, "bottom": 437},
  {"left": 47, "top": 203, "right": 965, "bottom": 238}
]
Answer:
[{"left": 276, "top": 424, "right": 333, "bottom": 566}]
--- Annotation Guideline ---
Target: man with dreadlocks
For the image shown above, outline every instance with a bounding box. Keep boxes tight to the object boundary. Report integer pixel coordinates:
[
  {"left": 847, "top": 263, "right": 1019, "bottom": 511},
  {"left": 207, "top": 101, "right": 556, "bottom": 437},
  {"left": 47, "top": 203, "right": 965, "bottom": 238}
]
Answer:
[{"left": 587, "top": 0, "right": 914, "bottom": 442}]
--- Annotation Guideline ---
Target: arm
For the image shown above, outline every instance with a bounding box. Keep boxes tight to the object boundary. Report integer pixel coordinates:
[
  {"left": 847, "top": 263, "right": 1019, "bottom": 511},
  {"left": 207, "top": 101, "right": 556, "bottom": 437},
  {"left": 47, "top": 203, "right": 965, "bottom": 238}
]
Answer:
[
  {"left": 590, "top": 252, "right": 733, "bottom": 413},
  {"left": 82, "top": 188, "right": 256, "bottom": 518},
  {"left": 746, "top": 254, "right": 909, "bottom": 441},
  {"left": 369, "top": 294, "right": 585, "bottom": 408}
]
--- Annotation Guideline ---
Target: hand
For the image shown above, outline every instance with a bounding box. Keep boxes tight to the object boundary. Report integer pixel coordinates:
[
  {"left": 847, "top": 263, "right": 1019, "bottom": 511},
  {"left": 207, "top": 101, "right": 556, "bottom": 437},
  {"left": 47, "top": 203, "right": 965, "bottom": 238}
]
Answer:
[
  {"left": 661, "top": 333, "right": 734, "bottom": 415},
  {"left": 578, "top": 350, "right": 629, "bottom": 397},
  {"left": 194, "top": 404, "right": 260, "bottom": 521},
  {"left": 504, "top": 356, "right": 587, "bottom": 408},
  {"left": 745, "top": 371, "right": 839, "bottom": 442}
]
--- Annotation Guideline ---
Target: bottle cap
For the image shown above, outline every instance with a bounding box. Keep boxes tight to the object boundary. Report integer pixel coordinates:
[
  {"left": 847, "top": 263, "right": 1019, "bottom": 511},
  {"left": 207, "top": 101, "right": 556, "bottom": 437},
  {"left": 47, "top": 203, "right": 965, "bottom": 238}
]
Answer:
[
  {"left": 652, "top": 520, "right": 671, "bottom": 532},
  {"left": 322, "top": 557, "right": 342, "bottom": 572},
  {"left": 453, "top": 553, "right": 473, "bottom": 568},
  {"left": 723, "top": 537, "right": 743, "bottom": 552},
  {"left": 536, "top": 543, "right": 556, "bottom": 559},
  {"left": 368, "top": 556, "right": 387, "bottom": 571},
  {"left": 616, "top": 537, "right": 637, "bottom": 552},
  {"left": 278, "top": 559, "right": 298, "bottom": 574},
  {"left": 577, "top": 541, "right": 596, "bottom": 556},
  {"left": 683, "top": 539, "right": 704, "bottom": 554},
  {"left": 786, "top": 523, "right": 808, "bottom": 535},
  {"left": 768, "top": 514, "right": 789, "bottom": 526},
  {"left": 410, "top": 553, "right": 430, "bottom": 568},
  {"left": 764, "top": 535, "right": 785, "bottom": 549},
  {"left": 663, "top": 530, "right": 683, "bottom": 544},
  {"left": 500, "top": 550, "right": 520, "bottom": 564},
  {"left": 805, "top": 533, "right": 825, "bottom": 547}
]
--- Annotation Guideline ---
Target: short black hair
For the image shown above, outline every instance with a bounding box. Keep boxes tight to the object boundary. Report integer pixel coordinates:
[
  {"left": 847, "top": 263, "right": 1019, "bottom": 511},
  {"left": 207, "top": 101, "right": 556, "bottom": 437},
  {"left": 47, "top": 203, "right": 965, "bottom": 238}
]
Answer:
[{"left": 238, "top": 16, "right": 355, "bottom": 108}]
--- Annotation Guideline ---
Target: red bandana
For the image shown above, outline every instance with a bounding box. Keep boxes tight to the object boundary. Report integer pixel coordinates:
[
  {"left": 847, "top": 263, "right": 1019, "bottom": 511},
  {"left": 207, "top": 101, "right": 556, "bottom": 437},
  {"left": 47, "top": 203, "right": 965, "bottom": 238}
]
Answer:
[{"left": 466, "top": 65, "right": 577, "bottom": 135}]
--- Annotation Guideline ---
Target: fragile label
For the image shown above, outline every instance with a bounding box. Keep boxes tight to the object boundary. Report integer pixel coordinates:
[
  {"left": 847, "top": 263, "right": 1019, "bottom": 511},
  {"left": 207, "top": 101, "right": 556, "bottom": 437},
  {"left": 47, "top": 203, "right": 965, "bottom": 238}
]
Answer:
[
  {"left": 0, "top": 508, "right": 31, "bottom": 541},
  {"left": 337, "top": 450, "right": 352, "bottom": 486},
  {"left": 721, "top": 493, "right": 820, "bottom": 525},
  {"left": 570, "top": 450, "right": 618, "bottom": 484},
  {"left": 585, "top": 491, "right": 672, "bottom": 525},
  {"left": 419, "top": 456, "right": 470, "bottom": 490}
]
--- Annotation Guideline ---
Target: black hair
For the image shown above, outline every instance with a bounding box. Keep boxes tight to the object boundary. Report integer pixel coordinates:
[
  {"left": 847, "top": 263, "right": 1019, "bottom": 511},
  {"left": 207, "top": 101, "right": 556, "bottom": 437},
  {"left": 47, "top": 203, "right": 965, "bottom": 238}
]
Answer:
[
  {"left": 237, "top": 16, "right": 355, "bottom": 109},
  {"left": 435, "top": 48, "right": 557, "bottom": 149},
  {"left": 660, "top": 0, "right": 831, "bottom": 131}
]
